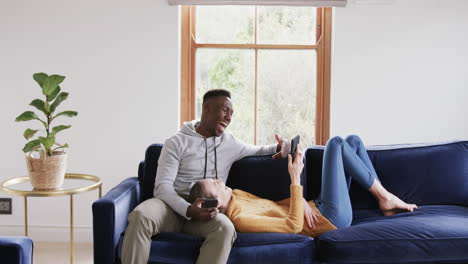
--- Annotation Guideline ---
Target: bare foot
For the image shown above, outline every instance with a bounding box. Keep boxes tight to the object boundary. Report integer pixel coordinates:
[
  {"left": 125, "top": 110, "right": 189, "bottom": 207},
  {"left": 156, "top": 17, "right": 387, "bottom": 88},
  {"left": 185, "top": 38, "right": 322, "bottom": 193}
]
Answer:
[{"left": 379, "top": 193, "right": 418, "bottom": 216}]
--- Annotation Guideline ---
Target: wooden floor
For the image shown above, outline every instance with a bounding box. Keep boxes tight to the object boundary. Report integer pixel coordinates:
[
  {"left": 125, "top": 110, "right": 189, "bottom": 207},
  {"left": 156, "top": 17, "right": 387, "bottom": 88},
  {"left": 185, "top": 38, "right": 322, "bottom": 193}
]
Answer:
[{"left": 34, "top": 242, "right": 93, "bottom": 264}]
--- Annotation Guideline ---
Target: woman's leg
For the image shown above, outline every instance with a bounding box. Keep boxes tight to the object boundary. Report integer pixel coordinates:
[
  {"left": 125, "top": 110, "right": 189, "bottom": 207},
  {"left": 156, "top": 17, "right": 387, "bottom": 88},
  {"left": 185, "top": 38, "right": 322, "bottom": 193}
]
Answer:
[
  {"left": 345, "top": 135, "right": 378, "bottom": 182},
  {"left": 345, "top": 135, "right": 418, "bottom": 216},
  {"left": 315, "top": 136, "right": 377, "bottom": 228},
  {"left": 316, "top": 136, "right": 418, "bottom": 227}
]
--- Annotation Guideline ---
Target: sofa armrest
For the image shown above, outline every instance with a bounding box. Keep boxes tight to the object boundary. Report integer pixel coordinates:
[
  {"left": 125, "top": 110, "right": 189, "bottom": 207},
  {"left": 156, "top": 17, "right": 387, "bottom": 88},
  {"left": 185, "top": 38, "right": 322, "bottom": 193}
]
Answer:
[
  {"left": 93, "top": 177, "right": 141, "bottom": 264},
  {"left": 0, "top": 236, "right": 33, "bottom": 264}
]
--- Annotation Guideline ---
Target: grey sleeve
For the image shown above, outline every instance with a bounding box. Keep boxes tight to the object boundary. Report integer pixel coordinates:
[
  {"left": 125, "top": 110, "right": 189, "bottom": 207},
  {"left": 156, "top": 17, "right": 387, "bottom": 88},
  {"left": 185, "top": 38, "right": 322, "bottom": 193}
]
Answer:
[
  {"left": 234, "top": 137, "right": 278, "bottom": 158},
  {"left": 153, "top": 139, "right": 191, "bottom": 219}
]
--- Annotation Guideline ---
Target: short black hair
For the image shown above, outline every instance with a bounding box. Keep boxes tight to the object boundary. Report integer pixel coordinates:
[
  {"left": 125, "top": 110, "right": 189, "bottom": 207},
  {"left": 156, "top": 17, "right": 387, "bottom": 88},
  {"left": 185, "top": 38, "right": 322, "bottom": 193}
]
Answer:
[{"left": 202, "top": 89, "right": 231, "bottom": 105}]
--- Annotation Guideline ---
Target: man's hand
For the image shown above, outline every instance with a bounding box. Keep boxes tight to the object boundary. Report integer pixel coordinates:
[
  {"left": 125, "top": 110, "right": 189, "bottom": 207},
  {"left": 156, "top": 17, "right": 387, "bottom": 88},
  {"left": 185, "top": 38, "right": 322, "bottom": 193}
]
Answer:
[
  {"left": 303, "top": 198, "right": 320, "bottom": 228},
  {"left": 272, "top": 134, "right": 290, "bottom": 159},
  {"left": 186, "top": 198, "right": 219, "bottom": 221}
]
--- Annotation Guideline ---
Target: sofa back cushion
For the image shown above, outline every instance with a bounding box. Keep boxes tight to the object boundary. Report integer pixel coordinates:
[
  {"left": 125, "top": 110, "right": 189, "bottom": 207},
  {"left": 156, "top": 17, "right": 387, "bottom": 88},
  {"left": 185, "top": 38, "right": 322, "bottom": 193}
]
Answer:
[
  {"left": 139, "top": 144, "right": 306, "bottom": 202},
  {"left": 304, "top": 141, "right": 468, "bottom": 209},
  {"left": 226, "top": 155, "right": 307, "bottom": 201},
  {"left": 139, "top": 144, "right": 163, "bottom": 201}
]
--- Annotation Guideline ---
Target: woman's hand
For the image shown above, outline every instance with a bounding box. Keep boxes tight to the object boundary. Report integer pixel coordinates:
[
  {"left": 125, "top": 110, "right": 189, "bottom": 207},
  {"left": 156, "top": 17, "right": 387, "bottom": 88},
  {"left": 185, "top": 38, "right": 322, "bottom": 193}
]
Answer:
[
  {"left": 287, "top": 148, "right": 304, "bottom": 185},
  {"left": 303, "top": 198, "right": 320, "bottom": 228}
]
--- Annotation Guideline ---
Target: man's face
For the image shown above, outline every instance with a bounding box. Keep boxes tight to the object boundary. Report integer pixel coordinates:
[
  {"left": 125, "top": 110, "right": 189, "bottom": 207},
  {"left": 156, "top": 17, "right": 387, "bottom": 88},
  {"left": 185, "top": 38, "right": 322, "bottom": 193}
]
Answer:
[{"left": 203, "top": 96, "right": 234, "bottom": 137}]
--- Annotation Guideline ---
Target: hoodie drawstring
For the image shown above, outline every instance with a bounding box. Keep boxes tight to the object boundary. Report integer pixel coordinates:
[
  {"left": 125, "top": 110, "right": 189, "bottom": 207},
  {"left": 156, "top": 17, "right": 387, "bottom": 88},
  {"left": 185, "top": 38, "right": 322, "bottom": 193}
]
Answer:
[
  {"left": 203, "top": 137, "right": 218, "bottom": 179},
  {"left": 203, "top": 138, "right": 208, "bottom": 179},
  {"left": 213, "top": 137, "right": 218, "bottom": 179}
]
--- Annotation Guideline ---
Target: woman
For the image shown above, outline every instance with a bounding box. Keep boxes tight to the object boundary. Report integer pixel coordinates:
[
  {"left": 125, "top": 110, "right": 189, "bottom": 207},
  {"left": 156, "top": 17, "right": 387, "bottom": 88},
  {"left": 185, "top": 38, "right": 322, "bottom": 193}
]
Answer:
[{"left": 188, "top": 135, "right": 418, "bottom": 237}]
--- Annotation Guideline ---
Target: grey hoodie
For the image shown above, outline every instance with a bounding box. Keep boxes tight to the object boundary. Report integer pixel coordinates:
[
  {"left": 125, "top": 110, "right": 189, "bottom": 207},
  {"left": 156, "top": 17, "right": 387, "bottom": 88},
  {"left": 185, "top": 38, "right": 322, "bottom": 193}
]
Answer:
[{"left": 153, "top": 120, "right": 277, "bottom": 218}]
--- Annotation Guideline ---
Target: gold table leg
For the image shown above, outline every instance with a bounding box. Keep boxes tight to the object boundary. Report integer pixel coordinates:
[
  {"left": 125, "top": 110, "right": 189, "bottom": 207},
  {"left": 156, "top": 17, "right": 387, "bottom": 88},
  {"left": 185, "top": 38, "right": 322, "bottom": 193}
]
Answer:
[
  {"left": 70, "top": 194, "right": 74, "bottom": 264},
  {"left": 24, "top": 196, "right": 28, "bottom": 236}
]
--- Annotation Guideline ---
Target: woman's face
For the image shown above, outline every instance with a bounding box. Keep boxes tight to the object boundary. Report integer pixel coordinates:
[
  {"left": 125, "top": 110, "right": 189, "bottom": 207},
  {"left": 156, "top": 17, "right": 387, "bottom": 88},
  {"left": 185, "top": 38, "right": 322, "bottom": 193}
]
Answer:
[{"left": 201, "top": 178, "right": 232, "bottom": 209}]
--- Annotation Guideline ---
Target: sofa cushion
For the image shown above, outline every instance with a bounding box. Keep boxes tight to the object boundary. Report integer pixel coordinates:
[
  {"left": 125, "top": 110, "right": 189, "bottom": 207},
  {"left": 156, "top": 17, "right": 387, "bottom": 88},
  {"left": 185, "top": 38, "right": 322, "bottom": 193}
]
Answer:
[
  {"left": 229, "top": 232, "right": 314, "bottom": 264},
  {"left": 140, "top": 144, "right": 163, "bottom": 202},
  {"left": 305, "top": 141, "right": 468, "bottom": 209},
  {"left": 139, "top": 144, "right": 307, "bottom": 203},
  {"left": 227, "top": 155, "right": 307, "bottom": 201},
  {"left": 117, "top": 232, "right": 314, "bottom": 264},
  {"left": 316, "top": 205, "right": 468, "bottom": 263}
]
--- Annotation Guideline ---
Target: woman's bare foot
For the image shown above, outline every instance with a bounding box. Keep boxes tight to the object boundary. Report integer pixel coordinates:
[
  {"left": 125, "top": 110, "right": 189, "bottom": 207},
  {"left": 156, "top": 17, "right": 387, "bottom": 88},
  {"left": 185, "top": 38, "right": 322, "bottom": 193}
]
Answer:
[{"left": 379, "top": 193, "right": 418, "bottom": 216}]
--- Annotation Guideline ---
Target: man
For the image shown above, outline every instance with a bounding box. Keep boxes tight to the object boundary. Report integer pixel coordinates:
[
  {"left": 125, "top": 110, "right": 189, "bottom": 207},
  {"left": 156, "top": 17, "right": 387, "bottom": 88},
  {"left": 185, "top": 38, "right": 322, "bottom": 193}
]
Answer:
[{"left": 122, "top": 89, "right": 289, "bottom": 264}]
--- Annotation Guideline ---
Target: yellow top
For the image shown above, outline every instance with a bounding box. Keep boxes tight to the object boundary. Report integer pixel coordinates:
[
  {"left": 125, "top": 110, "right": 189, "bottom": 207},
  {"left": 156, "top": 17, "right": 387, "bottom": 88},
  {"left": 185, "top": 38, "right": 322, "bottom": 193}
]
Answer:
[{"left": 226, "top": 185, "right": 337, "bottom": 237}]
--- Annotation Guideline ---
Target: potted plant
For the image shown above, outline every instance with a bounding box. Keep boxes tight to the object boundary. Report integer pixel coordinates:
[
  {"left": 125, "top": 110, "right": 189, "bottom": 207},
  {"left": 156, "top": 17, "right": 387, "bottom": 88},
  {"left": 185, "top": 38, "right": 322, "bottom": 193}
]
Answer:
[{"left": 15, "top": 73, "right": 78, "bottom": 190}]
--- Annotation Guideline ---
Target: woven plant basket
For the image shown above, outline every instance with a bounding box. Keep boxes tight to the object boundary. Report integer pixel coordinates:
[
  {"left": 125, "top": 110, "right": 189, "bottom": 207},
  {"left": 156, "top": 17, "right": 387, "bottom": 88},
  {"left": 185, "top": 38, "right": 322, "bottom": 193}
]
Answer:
[{"left": 25, "top": 147, "right": 67, "bottom": 190}]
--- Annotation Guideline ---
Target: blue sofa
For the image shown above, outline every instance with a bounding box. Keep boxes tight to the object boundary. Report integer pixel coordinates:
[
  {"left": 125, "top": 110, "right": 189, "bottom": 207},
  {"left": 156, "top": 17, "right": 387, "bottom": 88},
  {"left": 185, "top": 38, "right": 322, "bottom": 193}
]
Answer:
[
  {"left": 0, "top": 236, "right": 33, "bottom": 264},
  {"left": 93, "top": 140, "right": 468, "bottom": 263}
]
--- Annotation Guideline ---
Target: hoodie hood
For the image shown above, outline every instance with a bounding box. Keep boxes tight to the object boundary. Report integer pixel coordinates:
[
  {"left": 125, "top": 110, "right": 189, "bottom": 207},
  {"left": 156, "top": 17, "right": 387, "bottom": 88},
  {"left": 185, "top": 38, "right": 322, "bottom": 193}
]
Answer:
[{"left": 180, "top": 120, "right": 204, "bottom": 137}]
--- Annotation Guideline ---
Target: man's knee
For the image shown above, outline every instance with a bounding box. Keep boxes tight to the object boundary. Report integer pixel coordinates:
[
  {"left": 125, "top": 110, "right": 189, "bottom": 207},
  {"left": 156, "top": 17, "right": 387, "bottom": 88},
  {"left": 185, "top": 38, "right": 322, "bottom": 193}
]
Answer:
[
  {"left": 128, "top": 198, "right": 176, "bottom": 232},
  {"left": 127, "top": 206, "right": 153, "bottom": 234},
  {"left": 130, "top": 198, "right": 164, "bottom": 221},
  {"left": 210, "top": 215, "right": 237, "bottom": 244}
]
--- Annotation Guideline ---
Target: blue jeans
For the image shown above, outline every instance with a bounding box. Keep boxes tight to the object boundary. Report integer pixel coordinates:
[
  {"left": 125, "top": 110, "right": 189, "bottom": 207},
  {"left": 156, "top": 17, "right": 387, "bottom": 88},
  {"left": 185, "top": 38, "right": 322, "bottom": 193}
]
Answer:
[{"left": 315, "top": 135, "right": 379, "bottom": 228}]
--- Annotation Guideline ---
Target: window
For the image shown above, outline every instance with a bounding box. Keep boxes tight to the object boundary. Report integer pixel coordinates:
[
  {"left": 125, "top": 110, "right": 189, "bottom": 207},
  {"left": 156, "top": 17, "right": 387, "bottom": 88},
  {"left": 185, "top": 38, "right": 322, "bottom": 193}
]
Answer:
[{"left": 181, "top": 6, "right": 332, "bottom": 145}]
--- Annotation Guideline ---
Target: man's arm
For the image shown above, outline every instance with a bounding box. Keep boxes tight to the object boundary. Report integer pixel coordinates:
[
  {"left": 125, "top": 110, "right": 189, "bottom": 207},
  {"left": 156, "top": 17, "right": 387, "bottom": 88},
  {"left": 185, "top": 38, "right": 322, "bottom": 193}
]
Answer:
[
  {"left": 233, "top": 133, "right": 290, "bottom": 159},
  {"left": 153, "top": 139, "right": 192, "bottom": 218},
  {"left": 233, "top": 136, "right": 277, "bottom": 158}
]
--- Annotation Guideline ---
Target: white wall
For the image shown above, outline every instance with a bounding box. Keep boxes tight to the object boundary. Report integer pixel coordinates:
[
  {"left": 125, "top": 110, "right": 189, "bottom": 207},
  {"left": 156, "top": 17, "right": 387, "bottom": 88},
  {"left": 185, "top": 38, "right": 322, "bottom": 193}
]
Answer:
[
  {"left": 0, "top": 0, "right": 179, "bottom": 242},
  {"left": 332, "top": 0, "right": 468, "bottom": 144}
]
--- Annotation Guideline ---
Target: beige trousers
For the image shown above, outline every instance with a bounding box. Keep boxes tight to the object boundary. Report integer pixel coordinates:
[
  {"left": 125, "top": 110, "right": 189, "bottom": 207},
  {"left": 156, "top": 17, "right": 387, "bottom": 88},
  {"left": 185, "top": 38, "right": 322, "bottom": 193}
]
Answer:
[{"left": 121, "top": 198, "right": 237, "bottom": 264}]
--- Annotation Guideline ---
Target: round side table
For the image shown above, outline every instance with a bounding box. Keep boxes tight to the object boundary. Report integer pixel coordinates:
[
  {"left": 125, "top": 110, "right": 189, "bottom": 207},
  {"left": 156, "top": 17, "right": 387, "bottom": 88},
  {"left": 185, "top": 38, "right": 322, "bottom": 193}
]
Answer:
[{"left": 0, "top": 173, "right": 102, "bottom": 264}]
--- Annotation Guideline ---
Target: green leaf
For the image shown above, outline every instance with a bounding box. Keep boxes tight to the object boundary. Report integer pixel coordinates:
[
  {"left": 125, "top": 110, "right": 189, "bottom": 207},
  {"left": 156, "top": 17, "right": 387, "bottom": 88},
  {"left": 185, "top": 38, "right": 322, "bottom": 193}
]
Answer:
[
  {"left": 42, "top": 74, "right": 65, "bottom": 97},
  {"left": 29, "top": 99, "right": 47, "bottom": 115},
  {"left": 22, "top": 139, "right": 41, "bottom": 153},
  {"left": 15, "top": 111, "right": 39, "bottom": 122},
  {"left": 46, "top": 85, "right": 61, "bottom": 102},
  {"left": 52, "top": 143, "right": 69, "bottom": 152},
  {"left": 50, "top": 92, "right": 69, "bottom": 113},
  {"left": 33, "top": 73, "right": 48, "bottom": 88},
  {"left": 52, "top": 110, "right": 78, "bottom": 121},
  {"left": 38, "top": 136, "right": 55, "bottom": 153},
  {"left": 51, "top": 125, "right": 71, "bottom": 136},
  {"left": 23, "top": 128, "right": 39, "bottom": 140}
]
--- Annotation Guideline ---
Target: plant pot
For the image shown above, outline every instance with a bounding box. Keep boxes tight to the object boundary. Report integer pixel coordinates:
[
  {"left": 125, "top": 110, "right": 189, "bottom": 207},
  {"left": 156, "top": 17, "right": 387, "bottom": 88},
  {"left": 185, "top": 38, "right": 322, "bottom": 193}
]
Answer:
[{"left": 25, "top": 150, "right": 67, "bottom": 190}]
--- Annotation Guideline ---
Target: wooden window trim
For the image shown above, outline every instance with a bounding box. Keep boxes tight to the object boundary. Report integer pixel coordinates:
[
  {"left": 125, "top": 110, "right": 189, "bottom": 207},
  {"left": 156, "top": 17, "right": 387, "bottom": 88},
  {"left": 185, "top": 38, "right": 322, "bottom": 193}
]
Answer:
[{"left": 180, "top": 6, "right": 332, "bottom": 145}]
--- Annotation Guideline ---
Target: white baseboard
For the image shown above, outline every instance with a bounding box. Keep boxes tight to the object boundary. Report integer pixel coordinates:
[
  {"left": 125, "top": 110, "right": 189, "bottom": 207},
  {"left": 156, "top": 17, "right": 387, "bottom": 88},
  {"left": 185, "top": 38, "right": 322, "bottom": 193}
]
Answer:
[{"left": 0, "top": 225, "right": 92, "bottom": 243}]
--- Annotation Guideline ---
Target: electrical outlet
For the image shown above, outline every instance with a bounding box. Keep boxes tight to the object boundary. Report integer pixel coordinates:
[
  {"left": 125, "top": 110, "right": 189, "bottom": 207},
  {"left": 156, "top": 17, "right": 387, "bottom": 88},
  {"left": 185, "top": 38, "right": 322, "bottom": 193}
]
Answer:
[{"left": 0, "top": 198, "right": 12, "bottom": 214}]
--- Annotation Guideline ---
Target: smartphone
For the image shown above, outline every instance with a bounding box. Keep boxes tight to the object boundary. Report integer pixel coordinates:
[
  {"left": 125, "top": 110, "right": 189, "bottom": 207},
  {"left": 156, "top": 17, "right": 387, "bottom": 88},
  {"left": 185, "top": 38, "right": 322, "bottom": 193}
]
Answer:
[
  {"left": 290, "top": 135, "right": 300, "bottom": 161},
  {"left": 202, "top": 199, "right": 219, "bottom": 208}
]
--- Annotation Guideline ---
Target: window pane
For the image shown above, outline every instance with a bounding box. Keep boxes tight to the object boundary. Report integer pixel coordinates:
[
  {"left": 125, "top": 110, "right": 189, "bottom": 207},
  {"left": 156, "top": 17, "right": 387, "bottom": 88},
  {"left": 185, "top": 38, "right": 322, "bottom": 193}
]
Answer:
[
  {"left": 257, "top": 6, "right": 317, "bottom": 45},
  {"left": 257, "top": 50, "right": 316, "bottom": 147},
  {"left": 195, "top": 48, "right": 255, "bottom": 144},
  {"left": 196, "top": 6, "right": 254, "bottom": 44}
]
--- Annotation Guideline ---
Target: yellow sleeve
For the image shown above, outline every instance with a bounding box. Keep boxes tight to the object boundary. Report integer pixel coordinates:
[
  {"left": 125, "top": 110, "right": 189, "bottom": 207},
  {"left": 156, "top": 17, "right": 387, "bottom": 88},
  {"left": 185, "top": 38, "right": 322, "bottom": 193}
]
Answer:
[{"left": 231, "top": 185, "right": 304, "bottom": 234}]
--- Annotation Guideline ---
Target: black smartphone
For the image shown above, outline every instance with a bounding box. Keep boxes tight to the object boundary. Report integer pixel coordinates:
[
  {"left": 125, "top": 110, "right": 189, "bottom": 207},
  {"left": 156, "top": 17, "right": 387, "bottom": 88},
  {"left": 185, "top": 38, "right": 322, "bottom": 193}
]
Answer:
[
  {"left": 202, "top": 199, "right": 219, "bottom": 208},
  {"left": 290, "top": 135, "right": 300, "bottom": 161}
]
